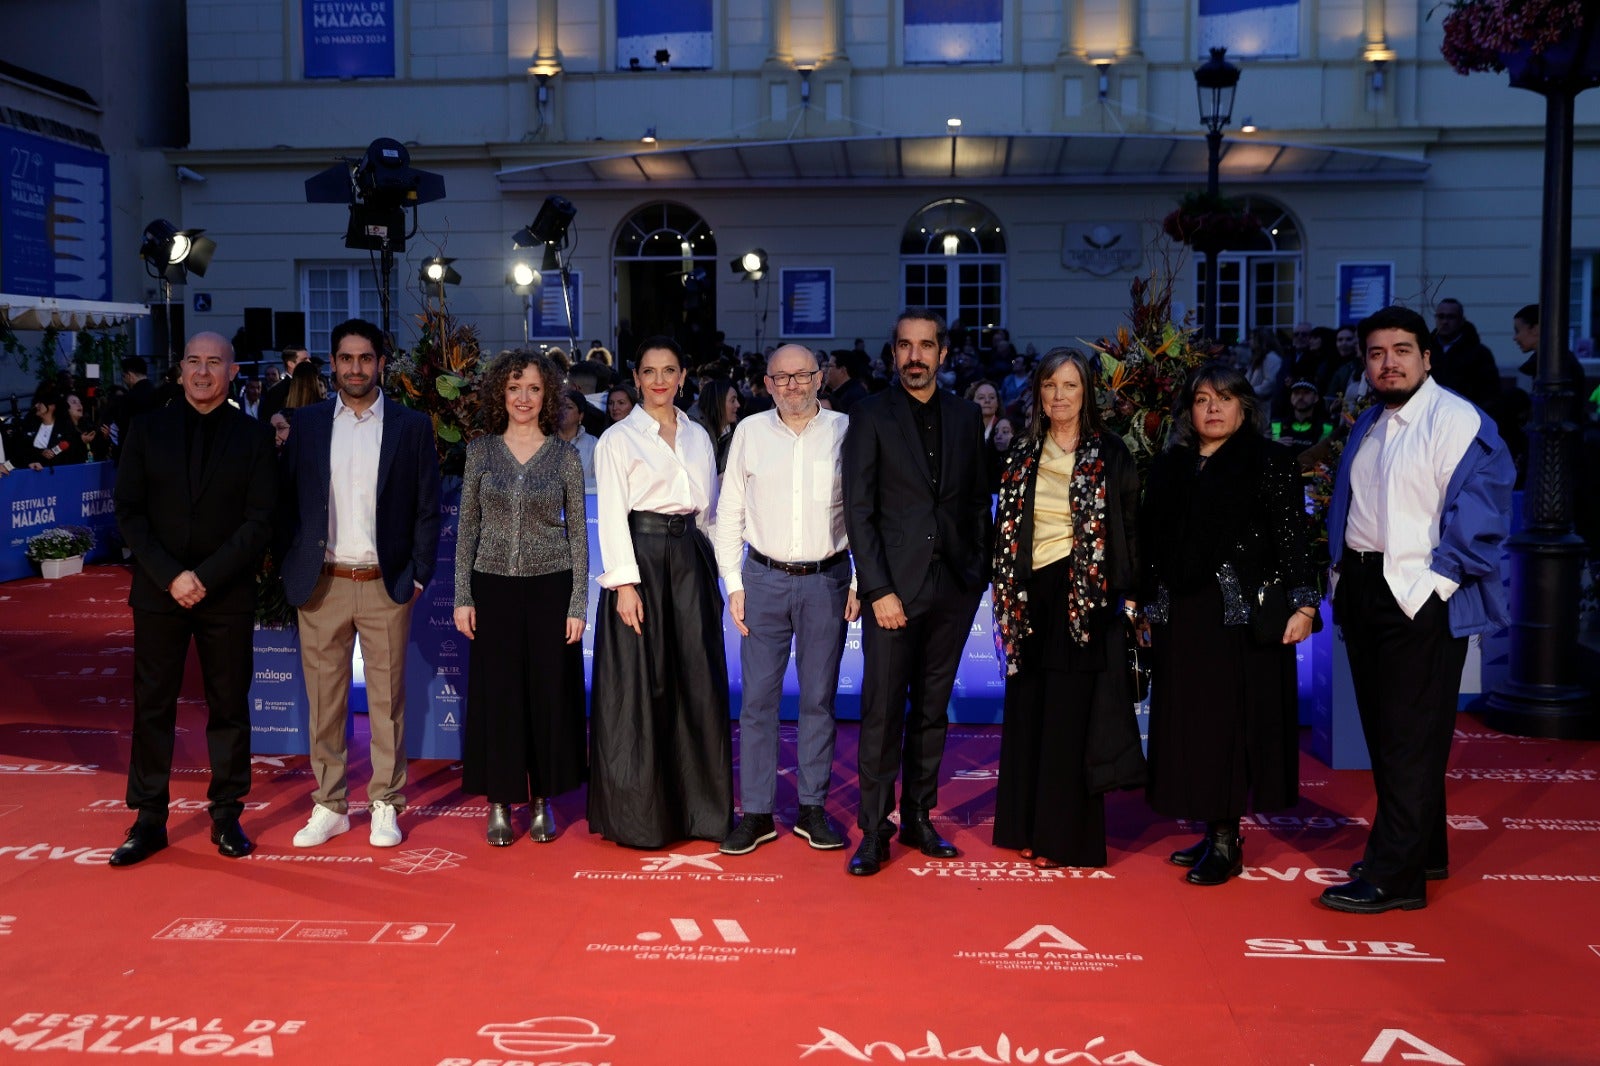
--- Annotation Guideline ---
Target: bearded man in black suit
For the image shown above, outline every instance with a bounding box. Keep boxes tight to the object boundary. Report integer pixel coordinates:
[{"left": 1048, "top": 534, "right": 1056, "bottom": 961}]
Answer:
[
  {"left": 110, "top": 332, "right": 278, "bottom": 866},
  {"left": 842, "top": 308, "right": 993, "bottom": 876}
]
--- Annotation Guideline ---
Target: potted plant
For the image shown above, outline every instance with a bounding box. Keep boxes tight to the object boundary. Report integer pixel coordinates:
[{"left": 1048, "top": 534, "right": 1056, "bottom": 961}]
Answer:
[
  {"left": 1437, "top": 0, "right": 1600, "bottom": 89},
  {"left": 1160, "top": 191, "right": 1262, "bottom": 255},
  {"left": 26, "top": 525, "right": 94, "bottom": 579}
]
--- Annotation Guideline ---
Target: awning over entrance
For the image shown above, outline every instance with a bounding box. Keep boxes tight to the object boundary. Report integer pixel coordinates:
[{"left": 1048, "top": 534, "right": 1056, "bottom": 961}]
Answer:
[
  {"left": 497, "top": 132, "right": 1429, "bottom": 191},
  {"left": 0, "top": 293, "right": 150, "bottom": 331}
]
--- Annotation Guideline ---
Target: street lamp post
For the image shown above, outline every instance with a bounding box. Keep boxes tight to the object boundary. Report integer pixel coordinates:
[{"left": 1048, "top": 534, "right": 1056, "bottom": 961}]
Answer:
[{"left": 1194, "top": 47, "right": 1241, "bottom": 341}]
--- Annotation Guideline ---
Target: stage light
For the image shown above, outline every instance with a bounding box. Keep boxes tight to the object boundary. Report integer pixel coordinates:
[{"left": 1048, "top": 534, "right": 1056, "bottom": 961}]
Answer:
[
  {"left": 513, "top": 195, "right": 577, "bottom": 249},
  {"left": 139, "top": 218, "right": 216, "bottom": 283},
  {"left": 510, "top": 262, "right": 537, "bottom": 288},
  {"left": 305, "top": 137, "right": 446, "bottom": 253},
  {"left": 730, "top": 248, "right": 768, "bottom": 282},
  {"left": 419, "top": 256, "right": 461, "bottom": 296}
]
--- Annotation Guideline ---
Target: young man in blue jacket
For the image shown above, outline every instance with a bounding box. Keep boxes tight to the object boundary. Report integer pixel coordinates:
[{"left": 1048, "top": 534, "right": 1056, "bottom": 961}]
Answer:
[{"left": 1321, "top": 305, "right": 1513, "bottom": 913}]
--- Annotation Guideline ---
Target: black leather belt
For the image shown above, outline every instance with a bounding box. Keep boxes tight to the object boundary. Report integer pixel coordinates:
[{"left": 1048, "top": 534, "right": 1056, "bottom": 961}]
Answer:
[
  {"left": 629, "top": 510, "right": 694, "bottom": 536},
  {"left": 748, "top": 547, "right": 847, "bottom": 576},
  {"left": 1344, "top": 548, "right": 1384, "bottom": 566}
]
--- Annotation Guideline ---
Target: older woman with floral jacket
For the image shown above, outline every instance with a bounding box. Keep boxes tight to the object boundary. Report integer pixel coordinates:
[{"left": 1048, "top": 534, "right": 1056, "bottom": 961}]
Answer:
[{"left": 990, "top": 347, "right": 1145, "bottom": 870}]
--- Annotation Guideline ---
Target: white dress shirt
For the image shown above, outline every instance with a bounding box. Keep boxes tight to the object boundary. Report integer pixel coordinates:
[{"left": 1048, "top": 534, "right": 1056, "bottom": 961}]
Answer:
[
  {"left": 564, "top": 427, "right": 598, "bottom": 493},
  {"left": 1343, "top": 376, "right": 1474, "bottom": 618},
  {"left": 593, "top": 403, "right": 718, "bottom": 589},
  {"left": 326, "top": 390, "right": 385, "bottom": 566},
  {"left": 713, "top": 407, "right": 850, "bottom": 594}
]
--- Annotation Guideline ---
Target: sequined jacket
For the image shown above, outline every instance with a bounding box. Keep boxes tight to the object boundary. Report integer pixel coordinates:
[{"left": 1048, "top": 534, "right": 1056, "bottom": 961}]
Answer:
[
  {"left": 454, "top": 434, "right": 589, "bottom": 618},
  {"left": 1139, "top": 430, "right": 1319, "bottom": 626}
]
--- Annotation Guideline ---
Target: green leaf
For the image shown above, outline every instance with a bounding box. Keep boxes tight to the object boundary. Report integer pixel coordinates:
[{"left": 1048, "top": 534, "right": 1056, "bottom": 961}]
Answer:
[
  {"left": 437, "top": 423, "right": 462, "bottom": 443},
  {"left": 435, "top": 374, "right": 464, "bottom": 400}
]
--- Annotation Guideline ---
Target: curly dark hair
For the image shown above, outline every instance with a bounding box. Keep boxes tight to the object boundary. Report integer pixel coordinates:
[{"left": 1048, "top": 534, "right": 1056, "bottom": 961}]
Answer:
[{"left": 482, "top": 350, "right": 561, "bottom": 436}]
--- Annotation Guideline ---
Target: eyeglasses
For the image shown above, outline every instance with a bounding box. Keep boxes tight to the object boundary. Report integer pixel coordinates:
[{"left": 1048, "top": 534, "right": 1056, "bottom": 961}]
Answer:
[{"left": 766, "top": 370, "right": 819, "bottom": 386}]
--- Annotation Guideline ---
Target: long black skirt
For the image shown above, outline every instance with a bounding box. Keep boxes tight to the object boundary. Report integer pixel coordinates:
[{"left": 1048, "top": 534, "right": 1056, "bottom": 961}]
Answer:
[
  {"left": 461, "top": 569, "right": 587, "bottom": 803},
  {"left": 1145, "top": 580, "right": 1300, "bottom": 822},
  {"left": 587, "top": 514, "right": 733, "bottom": 847},
  {"left": 992, "top": 559, "right": 1109, "bottom": 867}
]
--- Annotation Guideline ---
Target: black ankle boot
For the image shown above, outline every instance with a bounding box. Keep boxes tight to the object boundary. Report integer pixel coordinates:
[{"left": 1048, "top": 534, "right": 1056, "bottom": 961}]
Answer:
[
  {"left": 1168, "top": 835, "right": 1209, "bottom": 868},
  {"left": 1185, "top": 820, "right": 1242, "bottom": 886}
]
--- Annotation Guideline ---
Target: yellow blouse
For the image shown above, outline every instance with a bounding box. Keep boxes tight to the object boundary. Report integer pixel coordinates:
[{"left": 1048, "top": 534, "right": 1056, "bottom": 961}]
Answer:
[{"left": 1031, "top": 435, "right": 1076, "bottom": 569}]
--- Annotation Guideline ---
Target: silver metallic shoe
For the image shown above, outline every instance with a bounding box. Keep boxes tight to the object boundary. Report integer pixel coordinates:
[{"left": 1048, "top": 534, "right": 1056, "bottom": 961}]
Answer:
[
  {"left": 528, "top": 797, "right": 557, "bottom": 843},
  {"left": 486, "top": 803, "right": 514, "bottom": 847}
]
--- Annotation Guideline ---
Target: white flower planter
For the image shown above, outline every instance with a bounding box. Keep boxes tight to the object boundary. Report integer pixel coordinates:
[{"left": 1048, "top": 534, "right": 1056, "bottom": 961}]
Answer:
[{"left": 40, "top": 555, "right": 84, "bottom": 579}]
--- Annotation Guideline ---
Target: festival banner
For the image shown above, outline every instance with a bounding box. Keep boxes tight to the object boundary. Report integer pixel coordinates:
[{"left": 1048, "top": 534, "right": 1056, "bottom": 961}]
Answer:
[
  {"left": 779, "top": 268, "right": 834, "bottom": 340},
  {"left": 1197, "top": 0, "right": 1299, "bottom": 59},
  {"left": 0, "top": 126, "right": 111, "bottom": 300},
  {"left": 1, "top": 462, "right": 119, "bottom": 583},
  {"left": 904, "top": 0, "right": 1003, "bottom": 64},
  {"left": 616, "top": 0, "right": 713, "bottom": 70},
  {"left": 302, "top": 0, "right": 395, "bottom": 80}
]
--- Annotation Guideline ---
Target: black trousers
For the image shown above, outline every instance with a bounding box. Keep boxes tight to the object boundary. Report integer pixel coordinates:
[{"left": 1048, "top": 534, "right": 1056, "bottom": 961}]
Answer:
[
  {"left": 127, "top": 606, "right": 254, "bottom": 825},
  {"left": 1337, "top": 552, "right": 1466, "bottom": 899},
  {"left": 856, "top": 564, "right": 982, "bottom": 833}
]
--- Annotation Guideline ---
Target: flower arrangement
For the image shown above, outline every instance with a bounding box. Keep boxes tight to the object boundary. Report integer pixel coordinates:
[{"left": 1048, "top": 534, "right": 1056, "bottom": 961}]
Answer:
[
  {"left": 25, "top": 525, "right": 93, "bottom": 562},
  {"left": 1160, "top": 191, "right": 1262, "bottom": 254},
  {"left": 388, "top": 306, "right": 486, "bottom": 476},
  {"left": 1436, "top": 0, "right": 1594, "bottom": 76},
  {"left": 1086, "top": 263, "right": 1223, "bottom": 478}
]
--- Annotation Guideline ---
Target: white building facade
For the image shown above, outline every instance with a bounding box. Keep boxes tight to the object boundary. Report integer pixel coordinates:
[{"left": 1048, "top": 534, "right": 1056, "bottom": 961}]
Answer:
[{"left": 12, "top": 0, "right": 1600, "bottom": 367}]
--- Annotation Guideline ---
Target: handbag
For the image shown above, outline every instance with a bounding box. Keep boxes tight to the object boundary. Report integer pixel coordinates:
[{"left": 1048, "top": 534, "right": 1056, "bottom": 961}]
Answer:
[
  {"left": 1251, "top": 582, "right": 1322, "bottom": 646},
  {"left": 1124, "top": 616, "right": 1151, "bottom": 703}
]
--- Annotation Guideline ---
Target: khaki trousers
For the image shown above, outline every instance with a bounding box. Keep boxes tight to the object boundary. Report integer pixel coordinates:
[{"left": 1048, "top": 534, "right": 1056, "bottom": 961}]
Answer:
[{"left": 297, "top": 574, "right": 413, "bottom": 813}]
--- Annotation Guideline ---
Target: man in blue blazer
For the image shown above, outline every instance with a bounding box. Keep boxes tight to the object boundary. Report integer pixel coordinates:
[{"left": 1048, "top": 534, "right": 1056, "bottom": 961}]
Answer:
[
  {"left": 278, "top": 319, "right": 441, "bottom": 849},
  {"left": 842, "top": 308, "right": 993, "bottom": 876}
]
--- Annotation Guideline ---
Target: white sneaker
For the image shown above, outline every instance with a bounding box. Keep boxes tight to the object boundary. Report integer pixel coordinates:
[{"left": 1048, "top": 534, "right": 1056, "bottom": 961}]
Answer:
[
  {"left": 369, "top": 800, "right": 402, "bottom": 847},
  {"left": 292, "top": 805, "right": 350, "bottom": 848}
]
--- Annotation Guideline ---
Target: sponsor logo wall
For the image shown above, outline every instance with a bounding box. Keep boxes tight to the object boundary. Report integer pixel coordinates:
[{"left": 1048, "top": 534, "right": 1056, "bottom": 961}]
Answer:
[{"left": 1, "top": 463, "right": 120, "bottom": 582}]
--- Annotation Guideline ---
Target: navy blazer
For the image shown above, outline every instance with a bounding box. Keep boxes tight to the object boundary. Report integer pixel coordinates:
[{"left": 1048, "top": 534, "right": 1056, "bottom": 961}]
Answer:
[
  {"left": 277, "top": 396, "right": 442, "bottom": 606},
  {"left": 114, "top": 401, "right": 277, "bottom": 616},
  {"left": 843, "top": 384, "right": 993, "bottom": 605}
]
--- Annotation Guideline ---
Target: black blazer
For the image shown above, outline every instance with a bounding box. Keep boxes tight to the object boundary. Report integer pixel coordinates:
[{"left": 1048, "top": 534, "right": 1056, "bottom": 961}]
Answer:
[
  {"left": 843, "top": 385, "right": 993, "bottom": 604},
  {"left": 1139, "top": 430, "right": 1314, "bottom": 609},
  {"left": 114, "top": 401, "right": 277, "bottom": 615}
]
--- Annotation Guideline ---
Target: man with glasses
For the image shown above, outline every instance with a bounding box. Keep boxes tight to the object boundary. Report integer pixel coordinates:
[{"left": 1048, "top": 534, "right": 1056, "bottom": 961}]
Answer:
[{"left": 714, "top": 344, "right": 859, "bottom": 855}]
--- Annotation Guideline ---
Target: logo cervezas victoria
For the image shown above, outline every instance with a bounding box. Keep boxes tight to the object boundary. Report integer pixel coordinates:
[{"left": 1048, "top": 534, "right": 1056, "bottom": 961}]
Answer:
[
  {"left": 0, "top": 1012, "right": 306, "bottom": 1055},
  {"left": 955, "top": 924, "right": 1143, "bottom": 974},
  {"left": 571, "top": 849, "right": 782, "bottom": 884},
  {"left": 455, "top": 1016, "right": 614, "bottom": 1066}
]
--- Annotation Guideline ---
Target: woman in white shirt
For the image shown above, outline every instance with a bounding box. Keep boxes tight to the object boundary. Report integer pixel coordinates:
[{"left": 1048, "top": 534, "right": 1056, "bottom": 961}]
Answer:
[{"left": 588, "top": 336, "right": 733, "bottom": 848}]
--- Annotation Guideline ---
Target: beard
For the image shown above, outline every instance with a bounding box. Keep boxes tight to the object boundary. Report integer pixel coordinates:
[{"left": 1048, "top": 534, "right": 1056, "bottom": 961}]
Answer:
[
  {"left": 1373, "top": 380, "right": 1424, "bottom": 407},
  {"left": 898, "top": 361, "right": 935, "bottom": 389}
]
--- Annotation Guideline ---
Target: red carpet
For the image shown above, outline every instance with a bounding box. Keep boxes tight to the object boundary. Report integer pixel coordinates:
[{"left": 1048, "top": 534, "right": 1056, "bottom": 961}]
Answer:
[{"left": 2, "top": 566, "right": 1599, "bottom": 1065}]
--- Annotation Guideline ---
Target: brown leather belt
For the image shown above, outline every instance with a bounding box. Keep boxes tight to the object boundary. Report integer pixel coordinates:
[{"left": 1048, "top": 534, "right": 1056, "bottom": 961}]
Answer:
[{"left": 322, "top": 562, "right": 383, "bottom": 582}]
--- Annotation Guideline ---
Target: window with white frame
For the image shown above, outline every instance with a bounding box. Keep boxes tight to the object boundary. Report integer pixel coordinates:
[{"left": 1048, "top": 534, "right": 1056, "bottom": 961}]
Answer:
[
  {"left": 300, "top": 264, "right": 384, "bottom": 357},
  {"left": 1193, "top": 198, "right": 1303, "bottom": 343}
]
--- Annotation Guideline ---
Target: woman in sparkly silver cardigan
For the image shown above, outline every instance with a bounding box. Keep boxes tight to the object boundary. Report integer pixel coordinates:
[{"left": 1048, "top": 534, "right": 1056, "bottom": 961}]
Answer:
[{"left": 452, "top": 351, "right": 589, "bottom": 846}]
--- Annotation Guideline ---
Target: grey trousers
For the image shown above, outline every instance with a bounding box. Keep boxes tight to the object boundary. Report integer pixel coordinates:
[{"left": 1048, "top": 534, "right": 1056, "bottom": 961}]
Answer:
[{"left": 735, "top": 556, "right": 850, "bottom": 813}]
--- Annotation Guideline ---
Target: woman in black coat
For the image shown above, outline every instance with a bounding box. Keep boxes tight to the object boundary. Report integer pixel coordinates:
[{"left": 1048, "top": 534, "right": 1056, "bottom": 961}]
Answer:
[
  {"left": 1140, "top": 361, "right": 1320, "bottom": 886},
  {"left": 990, "top": 347, "right": 1146, "bottom": 868}
]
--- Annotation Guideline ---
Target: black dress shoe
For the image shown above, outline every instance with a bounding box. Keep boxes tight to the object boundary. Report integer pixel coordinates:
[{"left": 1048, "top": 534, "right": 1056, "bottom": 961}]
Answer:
[
  {"left": 847, "top": 831, "right": 888, "bottom": 877},
  {"left": 109, "top": 824, "right": 168, "bottom": 867},
  {"left": 210, "top": 818, "right": 255, "bottom": 858},
  {"left": 1319, "top": 877, "right": 1426, "bottom": 914},
  {"left": 1185, "top": 822, "right": 1242, "bottom": 886},
  {"left": 1168, "top": 836, "right": 1209, "bottom": 868},
  {"left": 1350, "top": 860, "right": 1448, "bottom": 882},
  {"left": 898, "top": 814, "right": 958, "bottom": 858}
]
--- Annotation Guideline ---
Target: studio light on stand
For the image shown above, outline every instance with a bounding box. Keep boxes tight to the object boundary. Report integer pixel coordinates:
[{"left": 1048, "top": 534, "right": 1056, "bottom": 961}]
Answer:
[
  {"left": 139, "top": 218, "right": 216, "bottom": 363},
  {"left": 730, "top": 248, "right": 771, "bottom": 351},
  {"left": 512, "top": 194, "right": 579, "bottom": 356},
  {"left": 508, "top": 261, "right": 540, "bottom": 343},
  {"left": 419, "top": 256, "right": 461, "bottom": 300},
  {"left": 305, "top": 137, "right": 447, "bottom": 342}
]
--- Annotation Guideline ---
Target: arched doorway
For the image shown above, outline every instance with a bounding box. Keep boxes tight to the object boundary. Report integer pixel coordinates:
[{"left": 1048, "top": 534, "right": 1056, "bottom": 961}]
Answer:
[
  {"left": 614, "top": 202, "right": 718, "bottom": 362},
  {"left": 900, "top": 198, "right": 1007, "bottom": 345}
]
